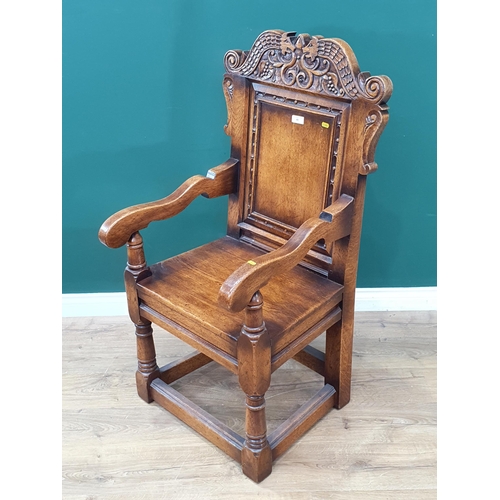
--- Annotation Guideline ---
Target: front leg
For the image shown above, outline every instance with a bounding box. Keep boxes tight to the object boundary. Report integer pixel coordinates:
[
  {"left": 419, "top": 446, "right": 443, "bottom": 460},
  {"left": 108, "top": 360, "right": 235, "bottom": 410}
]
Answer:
[
  {"left": 124, "top": 231, "right": 159, "bottom": 403},
  {"left": 135, "top": 320, "right": 160, "bottom": 403},
  {"left": 237, "top": 291, "right": 272, "bottom": 483}
]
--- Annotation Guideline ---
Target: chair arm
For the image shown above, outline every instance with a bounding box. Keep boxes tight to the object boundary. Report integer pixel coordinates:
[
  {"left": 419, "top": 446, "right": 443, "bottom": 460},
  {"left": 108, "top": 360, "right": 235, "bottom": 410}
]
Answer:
[
  {"left": 98, "top": 158, "right": 239, "bottom": 248},
  {"left": 218, "top": 194, "right": 354, "bottom": 312}
]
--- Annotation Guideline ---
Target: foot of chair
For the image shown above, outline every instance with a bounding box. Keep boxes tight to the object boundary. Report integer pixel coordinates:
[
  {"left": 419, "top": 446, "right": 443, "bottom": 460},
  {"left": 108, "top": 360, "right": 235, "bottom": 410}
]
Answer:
[
  {"left": 136, "top": 370, "right": 159, "bottom": 403},
  {"left": 334, "top": 391, "right": 351, "bottom": 409},
  {"left": 241, "top": 442, "right": 272, "bottom": 483}
]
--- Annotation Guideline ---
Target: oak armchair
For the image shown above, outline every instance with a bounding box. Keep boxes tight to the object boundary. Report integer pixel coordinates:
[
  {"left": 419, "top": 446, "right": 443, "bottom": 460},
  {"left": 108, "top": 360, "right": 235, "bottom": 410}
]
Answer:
[{"left": 99, "top": 30, "right": 392, "bottom": 482}]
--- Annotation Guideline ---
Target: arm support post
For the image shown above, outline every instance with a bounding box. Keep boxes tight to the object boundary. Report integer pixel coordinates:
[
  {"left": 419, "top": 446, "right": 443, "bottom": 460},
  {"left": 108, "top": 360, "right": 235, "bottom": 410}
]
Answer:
[{"left": 238, "top": 291, "right": 273, "bottom": 482}]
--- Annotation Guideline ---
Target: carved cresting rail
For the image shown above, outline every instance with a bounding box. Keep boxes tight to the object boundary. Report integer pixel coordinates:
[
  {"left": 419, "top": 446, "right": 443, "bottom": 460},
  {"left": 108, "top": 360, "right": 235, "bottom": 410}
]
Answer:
[{"left": 223, "top": 30, "right": 392, "bottom": 103}]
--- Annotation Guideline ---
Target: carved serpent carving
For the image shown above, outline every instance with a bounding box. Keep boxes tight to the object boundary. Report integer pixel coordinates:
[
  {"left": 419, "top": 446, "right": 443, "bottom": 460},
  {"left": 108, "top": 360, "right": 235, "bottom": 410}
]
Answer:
[{"left": 224, "top": 30, "right": 392, "bottom": 104}]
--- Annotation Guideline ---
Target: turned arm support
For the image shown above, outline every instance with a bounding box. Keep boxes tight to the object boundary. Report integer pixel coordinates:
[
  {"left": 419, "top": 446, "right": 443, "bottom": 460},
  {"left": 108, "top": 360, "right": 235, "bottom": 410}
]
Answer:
[
  {"left": 98, "top": 158, "right": 239, "bottom": 248},
  {"left": 218, "top": 194, "right": 354, "bottom": 313}
]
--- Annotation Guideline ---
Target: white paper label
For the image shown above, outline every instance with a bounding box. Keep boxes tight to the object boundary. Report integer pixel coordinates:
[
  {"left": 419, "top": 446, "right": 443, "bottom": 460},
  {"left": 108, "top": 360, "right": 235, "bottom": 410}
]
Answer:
[{"left": 291, "top": 115, "right": 304, "bottom": 125}]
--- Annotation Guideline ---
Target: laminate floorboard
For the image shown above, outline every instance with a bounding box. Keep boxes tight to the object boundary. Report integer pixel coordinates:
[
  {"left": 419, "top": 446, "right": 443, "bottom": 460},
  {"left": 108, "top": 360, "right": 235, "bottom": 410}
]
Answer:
[{"left": 62, "top": 311, "right": 436, "bottom": 499}]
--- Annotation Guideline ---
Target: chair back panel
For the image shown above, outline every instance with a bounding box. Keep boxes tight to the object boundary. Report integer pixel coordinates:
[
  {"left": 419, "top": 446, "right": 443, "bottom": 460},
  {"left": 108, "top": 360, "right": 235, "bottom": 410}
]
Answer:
[
  {"left": 246, "top": 83, "right": 348, "bottom": 232},
  {"left": 222, "top": 30, "right": 392, "bottom": 274}
]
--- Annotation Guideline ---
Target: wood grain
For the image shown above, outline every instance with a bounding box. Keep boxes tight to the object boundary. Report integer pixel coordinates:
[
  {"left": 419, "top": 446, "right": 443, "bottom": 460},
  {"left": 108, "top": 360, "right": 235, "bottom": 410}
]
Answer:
[{"left": 63, "top": 311, "right": 436, "bottom": 499}]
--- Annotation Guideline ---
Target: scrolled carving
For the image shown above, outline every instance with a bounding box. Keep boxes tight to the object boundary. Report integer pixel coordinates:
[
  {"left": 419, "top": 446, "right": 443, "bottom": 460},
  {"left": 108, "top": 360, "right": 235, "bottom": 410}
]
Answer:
[
  {"left": 224, "top": 30, "right": 393, "bottom": 104},
  {"left": 224, "top": 49, "right": 246, "bottom": 72},
  {"left": 224, "top": 76, "right": 234, "bottom": 98},
  {"left": 364, "top": 112, "right": 379, "bottom": 131},
  {"left": 357, "top": 72, "right": 393, "bottom": 105},
  {"left": 222, "top": 76, "right": 234, "bottom": 136},
  {"left": 361, "top": 108, "right": 389, "bottom": 174}
]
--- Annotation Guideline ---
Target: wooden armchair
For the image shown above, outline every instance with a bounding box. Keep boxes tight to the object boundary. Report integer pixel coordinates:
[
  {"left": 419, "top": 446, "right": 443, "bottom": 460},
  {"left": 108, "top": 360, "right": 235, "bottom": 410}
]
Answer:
[{"left": 98, "top": 30, "right": 392, "bottom": 482}]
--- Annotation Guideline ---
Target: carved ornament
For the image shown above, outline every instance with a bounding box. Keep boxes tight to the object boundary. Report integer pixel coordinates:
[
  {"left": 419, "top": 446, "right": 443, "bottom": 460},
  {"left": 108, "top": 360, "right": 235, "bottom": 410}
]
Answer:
[{"left": 224, "top": 30, "right": 392, "bottom": 104}]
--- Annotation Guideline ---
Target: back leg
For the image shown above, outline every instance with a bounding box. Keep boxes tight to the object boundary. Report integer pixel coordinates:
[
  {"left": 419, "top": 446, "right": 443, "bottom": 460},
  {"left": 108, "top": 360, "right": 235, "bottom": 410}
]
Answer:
[{"left": 324, "top": 303, "right": 355, "bottom": 409}]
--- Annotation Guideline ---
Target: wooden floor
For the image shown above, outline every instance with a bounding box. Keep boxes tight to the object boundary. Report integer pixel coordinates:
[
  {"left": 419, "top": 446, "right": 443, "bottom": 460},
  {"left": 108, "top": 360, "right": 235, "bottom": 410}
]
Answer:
[{"left": 62, "top": 311, "right": 436, "bottom": 499}]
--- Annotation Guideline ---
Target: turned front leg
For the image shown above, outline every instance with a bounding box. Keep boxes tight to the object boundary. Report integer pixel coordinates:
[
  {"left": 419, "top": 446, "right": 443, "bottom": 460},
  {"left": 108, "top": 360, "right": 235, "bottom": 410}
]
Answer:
[
  {"left": 135, "top": 321, "right": 160, "bottom": 403},
  {"left": 237, "top": 291, "right": 272, "bottom": 483},
  {"left": 125, "top": 231, "right": 159, "bottom": 403}
]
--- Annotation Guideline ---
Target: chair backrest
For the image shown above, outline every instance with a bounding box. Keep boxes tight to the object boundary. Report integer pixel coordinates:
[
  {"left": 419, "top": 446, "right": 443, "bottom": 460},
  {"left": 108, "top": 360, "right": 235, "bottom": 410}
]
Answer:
[{"left": 223, "top": 30, "right": 392, "bottom": 276}]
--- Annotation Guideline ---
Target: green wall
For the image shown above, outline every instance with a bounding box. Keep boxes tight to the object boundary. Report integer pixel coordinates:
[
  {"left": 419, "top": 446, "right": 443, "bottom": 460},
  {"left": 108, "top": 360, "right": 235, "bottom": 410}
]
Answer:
[{"left": 63, "top": 0, "right": 436, "bottom": 293}]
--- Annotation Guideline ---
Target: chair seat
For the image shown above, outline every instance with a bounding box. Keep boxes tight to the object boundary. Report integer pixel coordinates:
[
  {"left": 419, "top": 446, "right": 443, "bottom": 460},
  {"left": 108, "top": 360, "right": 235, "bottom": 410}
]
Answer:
[{"left": 136, "top": 236, "right": 344, "bottom": 359}]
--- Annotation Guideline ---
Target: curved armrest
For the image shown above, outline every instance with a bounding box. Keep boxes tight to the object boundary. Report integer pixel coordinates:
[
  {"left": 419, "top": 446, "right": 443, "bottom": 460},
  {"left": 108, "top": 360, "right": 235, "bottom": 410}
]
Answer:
[
  {"left": 218, "top": 194, "right": 354, "bottom": 312},
  {"left": 98, "top": 158, "right": 239, "bottom": 248}
]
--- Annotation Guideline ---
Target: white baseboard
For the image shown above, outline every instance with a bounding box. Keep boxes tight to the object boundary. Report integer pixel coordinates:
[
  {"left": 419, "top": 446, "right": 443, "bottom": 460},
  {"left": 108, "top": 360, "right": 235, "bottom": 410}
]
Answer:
[
  {"left": 62, "top": 292, "right": 129, "bottom": 317},
  {"left": 62, "top": 287, "right": 436, "bottom": 317},
  {"left": 354, "top": 287, "right": 436, "bottom": 312}
]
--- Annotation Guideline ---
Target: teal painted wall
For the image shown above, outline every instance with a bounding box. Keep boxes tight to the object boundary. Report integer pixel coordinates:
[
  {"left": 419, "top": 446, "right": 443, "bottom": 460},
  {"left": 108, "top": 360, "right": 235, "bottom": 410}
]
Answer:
[{"left": 63, "top": 0, "right": 436, "bottom": 293}]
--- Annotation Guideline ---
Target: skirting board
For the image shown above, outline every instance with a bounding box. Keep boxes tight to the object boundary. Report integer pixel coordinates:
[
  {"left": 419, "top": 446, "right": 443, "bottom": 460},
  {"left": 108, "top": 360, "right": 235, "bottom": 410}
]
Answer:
[{"left": 62, "top": 287, "right": 437, "bottom": 318}]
